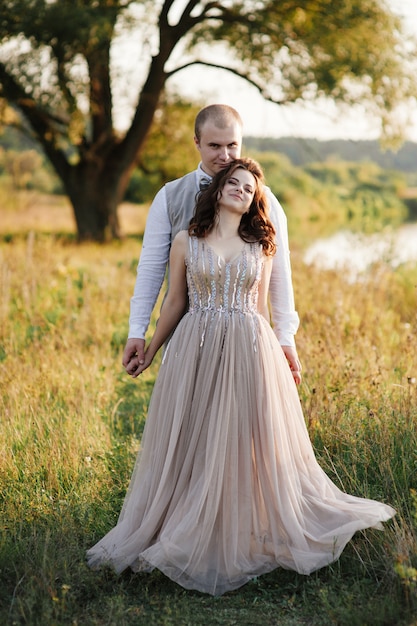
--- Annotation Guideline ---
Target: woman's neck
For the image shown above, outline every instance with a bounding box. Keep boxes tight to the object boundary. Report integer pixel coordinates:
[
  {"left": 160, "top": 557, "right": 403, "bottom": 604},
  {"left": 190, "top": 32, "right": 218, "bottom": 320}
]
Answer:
[{"left": 212, "top": 214, "right": 241, "bottom": 241}]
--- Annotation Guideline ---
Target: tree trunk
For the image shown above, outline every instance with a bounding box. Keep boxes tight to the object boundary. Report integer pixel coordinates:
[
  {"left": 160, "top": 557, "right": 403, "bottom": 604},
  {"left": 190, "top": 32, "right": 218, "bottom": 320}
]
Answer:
[
  {"left": 63, "top": 159, "right": 129, "bottom": 242},
  {"left": 70, "top": 187, "right": 121, "bottom": 242}
]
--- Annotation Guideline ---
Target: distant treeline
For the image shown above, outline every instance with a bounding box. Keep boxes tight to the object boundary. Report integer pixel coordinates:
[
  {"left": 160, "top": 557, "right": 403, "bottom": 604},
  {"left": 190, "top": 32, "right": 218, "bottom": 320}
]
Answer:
[
  {"left": 244, "top": 137, "right": 417, "bottom": 175},
  {"left": 1, "top": 125, "right": 415, "bottom": 245}
]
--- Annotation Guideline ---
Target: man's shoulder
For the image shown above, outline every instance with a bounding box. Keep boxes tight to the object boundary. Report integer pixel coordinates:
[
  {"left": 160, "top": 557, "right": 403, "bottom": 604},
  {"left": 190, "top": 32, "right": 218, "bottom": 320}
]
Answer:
[
  {"left": 165, "top": 170, "right": 197, "bottom": 191},
  {"left": 165, "top": 170, "right": 199, "bottom": 219}
]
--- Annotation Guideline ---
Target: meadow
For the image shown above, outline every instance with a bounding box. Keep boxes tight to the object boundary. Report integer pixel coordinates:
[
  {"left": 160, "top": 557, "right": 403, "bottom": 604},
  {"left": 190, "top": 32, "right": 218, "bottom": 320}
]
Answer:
[{"left": 1, "top": 196, "right": 417, "bottom": 625}]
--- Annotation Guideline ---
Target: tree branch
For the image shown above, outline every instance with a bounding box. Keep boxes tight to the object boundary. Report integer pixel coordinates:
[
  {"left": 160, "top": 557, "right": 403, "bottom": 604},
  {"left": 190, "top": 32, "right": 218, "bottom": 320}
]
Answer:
[
  {"left": 0, "top": 61, "right": 71, "bottom": 179},
  {"left": 160, "top": 0, "right": 178, "bottom": 22},
  {"left": 162, "top": 0, "right": 229, "bottom": 47},
  {"left": 165, "top": 60, "right": 295, "bottom": 105}
]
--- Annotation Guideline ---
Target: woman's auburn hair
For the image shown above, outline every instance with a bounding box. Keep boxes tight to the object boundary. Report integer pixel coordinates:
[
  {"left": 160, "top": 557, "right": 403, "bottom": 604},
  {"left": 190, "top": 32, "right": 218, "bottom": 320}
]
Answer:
[{"left": 189, "top": 158, "right": 276, "bottom": 257}]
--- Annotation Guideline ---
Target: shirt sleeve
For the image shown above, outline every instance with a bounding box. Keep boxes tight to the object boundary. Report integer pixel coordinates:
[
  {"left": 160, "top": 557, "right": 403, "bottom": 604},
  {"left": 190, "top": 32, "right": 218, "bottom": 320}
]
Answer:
[
  {"left": 128, "top": 187, "right": 171, "bottom": 339},
  {"left": 266, "top": 188, "right": 300, "bottom": 346}
]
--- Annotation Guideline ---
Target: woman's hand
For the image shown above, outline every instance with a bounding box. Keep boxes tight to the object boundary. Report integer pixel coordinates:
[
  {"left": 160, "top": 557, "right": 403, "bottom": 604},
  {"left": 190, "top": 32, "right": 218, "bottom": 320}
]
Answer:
[{"left": 125, "top": 350, "right": 154, "bottom": 378}]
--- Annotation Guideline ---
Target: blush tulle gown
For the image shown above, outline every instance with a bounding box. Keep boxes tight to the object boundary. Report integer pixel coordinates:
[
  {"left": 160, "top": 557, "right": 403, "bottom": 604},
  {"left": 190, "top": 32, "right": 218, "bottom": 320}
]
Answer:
[{"left": 87, "top": 235, "right": 395, "bottom": 596}]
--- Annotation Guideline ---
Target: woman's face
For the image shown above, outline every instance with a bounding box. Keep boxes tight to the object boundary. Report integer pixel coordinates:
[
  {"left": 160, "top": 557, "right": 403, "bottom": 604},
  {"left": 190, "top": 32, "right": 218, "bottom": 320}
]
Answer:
[{"left": 218, "top": 168, "right": 256, "bottom": 216}]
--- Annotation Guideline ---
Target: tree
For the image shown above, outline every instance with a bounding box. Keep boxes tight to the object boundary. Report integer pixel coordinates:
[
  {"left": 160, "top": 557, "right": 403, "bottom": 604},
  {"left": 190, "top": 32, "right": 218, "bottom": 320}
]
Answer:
[
  {"left": 0, "top": 0, "right": 415, "bottom": 241},
  {"left": 136, "top": 95, "right": 203, "bottom": 194},
  {"left": 124, "top": 95, "right": 202, "bottom": 203}
]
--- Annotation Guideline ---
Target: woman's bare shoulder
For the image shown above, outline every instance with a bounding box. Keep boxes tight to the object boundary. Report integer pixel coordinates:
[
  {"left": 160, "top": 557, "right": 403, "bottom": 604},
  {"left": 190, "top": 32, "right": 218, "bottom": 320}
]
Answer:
[{"left": 171, "top": 230, "right": 189, "bottom": 256}]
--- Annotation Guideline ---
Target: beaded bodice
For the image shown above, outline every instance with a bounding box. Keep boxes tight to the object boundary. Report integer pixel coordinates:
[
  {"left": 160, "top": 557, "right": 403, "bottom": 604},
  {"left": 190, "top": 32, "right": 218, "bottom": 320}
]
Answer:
[{"left": 186, "top": 236, "right": 264, "bottom": 315}]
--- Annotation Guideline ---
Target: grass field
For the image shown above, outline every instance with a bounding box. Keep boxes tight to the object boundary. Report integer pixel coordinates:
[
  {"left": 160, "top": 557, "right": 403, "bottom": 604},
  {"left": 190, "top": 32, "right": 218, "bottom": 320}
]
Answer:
[{"left": 1, "top": 197, "right": 417, "bottom": 625}]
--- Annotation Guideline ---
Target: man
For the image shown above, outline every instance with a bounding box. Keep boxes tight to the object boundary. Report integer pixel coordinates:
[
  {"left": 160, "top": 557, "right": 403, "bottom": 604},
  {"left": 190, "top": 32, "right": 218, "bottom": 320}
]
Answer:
[{"left": 123, "top": 104, "right": 301, "bottom": 382}]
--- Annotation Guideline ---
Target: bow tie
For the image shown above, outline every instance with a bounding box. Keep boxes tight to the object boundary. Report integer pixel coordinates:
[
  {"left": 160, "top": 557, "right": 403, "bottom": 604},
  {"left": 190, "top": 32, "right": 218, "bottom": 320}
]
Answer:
[{"left": 199, "top": 177, "right": 211, "bottom": 191}]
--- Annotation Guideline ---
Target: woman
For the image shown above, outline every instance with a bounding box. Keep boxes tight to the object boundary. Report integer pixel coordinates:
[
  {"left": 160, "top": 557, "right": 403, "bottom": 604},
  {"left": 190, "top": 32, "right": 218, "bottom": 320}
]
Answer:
[{"left": 87, "top": 158, "right": 395, "bottom": 596}]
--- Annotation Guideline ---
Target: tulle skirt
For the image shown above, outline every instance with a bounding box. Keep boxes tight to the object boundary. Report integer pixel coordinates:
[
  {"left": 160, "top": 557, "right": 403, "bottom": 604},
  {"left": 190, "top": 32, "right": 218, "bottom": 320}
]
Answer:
[{"left": 87, "top": 309, "right": 395, "bottom": 596}]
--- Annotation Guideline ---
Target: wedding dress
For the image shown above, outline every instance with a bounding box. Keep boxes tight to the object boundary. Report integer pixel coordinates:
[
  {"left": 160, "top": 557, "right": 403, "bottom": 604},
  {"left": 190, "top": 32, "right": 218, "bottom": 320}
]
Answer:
[{"left": 87, "top": 235, "right": 395, "bottom": 596}]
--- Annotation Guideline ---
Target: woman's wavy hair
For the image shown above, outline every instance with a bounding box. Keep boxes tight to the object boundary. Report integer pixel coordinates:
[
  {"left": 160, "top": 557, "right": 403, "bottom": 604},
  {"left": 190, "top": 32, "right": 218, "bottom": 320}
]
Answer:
[{"left": 189, "top": 158, "right": 276, "bottom": 256}]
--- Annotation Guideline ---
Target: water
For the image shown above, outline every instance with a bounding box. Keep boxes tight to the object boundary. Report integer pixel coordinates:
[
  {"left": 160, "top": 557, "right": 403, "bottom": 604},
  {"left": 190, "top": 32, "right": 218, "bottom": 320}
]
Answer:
[{"left": 304, "top": 223, "right": 417, "bottom": 277}]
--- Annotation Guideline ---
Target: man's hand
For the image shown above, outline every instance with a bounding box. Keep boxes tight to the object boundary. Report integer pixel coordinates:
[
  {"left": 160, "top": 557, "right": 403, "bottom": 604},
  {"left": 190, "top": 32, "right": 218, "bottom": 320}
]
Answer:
[
  {"left": 122, "top": 338, "right": 145, "bottom": 378},
  {"left": 281, "top": 345, "right": 302, "bottom": 385}
]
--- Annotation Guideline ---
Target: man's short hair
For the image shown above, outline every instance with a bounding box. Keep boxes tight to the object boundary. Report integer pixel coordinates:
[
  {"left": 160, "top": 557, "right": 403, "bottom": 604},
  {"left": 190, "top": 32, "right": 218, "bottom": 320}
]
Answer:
[{"left": 194, "top": 105, "right": 243, "bottom": 141}]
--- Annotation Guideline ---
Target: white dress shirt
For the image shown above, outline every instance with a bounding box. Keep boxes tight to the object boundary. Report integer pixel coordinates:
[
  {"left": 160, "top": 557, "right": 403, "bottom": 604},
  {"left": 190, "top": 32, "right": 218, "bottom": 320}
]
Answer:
[{"left": 129, "top": 164, "right": 299, "bottom": 346}]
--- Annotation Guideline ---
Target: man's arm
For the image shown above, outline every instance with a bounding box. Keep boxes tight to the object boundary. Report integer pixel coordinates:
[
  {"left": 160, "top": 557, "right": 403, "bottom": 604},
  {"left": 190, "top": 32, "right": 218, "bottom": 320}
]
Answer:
[
  {"left": 266, "top": 188, "right": 299, "bottom": 342},
  {"left": 266, "top": 188, "right": 302, "bottom": 382},
  {"left": 122, "top": 187, "right": 172, "bottom": 370}
]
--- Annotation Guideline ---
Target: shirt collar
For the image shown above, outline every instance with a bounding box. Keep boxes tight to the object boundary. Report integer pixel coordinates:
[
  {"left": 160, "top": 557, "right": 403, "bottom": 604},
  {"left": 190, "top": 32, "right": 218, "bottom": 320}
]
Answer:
[{"left": 197, "top": 163, "right": 212, "bottom": 188}]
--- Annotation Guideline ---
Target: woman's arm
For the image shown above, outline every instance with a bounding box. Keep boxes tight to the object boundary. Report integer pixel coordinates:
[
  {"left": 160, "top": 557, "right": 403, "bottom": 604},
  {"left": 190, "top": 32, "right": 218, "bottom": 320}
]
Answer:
[{"left": 134, "top": 232, "right": 188, "bottom": 375}]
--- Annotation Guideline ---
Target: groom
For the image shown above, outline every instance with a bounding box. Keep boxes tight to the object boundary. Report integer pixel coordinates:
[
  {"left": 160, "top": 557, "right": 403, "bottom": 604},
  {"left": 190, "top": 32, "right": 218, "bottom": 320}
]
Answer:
[{"left": 122, "top": 104, "right": 301, "bottom": 383}]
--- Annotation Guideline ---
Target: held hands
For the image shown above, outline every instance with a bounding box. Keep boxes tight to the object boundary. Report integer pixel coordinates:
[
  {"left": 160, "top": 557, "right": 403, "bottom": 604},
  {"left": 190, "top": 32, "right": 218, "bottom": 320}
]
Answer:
[
  {"left": 125, "top": 351, "right": 153, "bottom": 377},
  {"left": 122, "top": 337, "right": 154, "bottom": 378}
]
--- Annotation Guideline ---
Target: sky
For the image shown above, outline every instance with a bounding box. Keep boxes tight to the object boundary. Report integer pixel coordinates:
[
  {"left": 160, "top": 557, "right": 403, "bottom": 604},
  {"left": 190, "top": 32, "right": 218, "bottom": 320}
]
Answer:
[{"left": 168, "top": 0, "right": 417, "bottom": 142}]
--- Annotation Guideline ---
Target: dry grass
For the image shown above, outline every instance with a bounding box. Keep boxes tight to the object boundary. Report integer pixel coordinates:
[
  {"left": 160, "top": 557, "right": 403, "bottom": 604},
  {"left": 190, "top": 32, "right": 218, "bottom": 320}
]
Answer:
[
  {"left": 0, "top": 191, "right": 148, "bottom": 236},
  {"left": 1, "top": 197, "right": 417, "bottom": 625}
]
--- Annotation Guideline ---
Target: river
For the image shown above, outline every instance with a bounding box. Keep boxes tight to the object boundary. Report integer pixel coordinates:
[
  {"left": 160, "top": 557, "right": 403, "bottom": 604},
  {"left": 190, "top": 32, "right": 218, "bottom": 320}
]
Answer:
[{"left": 304, "top": 223, "right": 417, "bottom": 277}]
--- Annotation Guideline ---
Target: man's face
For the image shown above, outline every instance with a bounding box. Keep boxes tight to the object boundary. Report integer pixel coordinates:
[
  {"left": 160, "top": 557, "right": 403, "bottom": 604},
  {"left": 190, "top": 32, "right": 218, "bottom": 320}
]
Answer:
[{"left": 194, "top": 120, "right": 242, "bottom": 177}]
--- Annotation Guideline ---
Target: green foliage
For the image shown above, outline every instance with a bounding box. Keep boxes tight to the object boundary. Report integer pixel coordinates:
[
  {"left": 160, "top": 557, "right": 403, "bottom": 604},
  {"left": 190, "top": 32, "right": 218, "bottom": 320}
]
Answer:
[
  {"left": 189, "top": 0, "right": 415, "bottom": 143},
  {"left": 124, "top": 169, "right": 161, "bottom": 204},
  {"left": 126, "top": 95, "right": 202, "bottom": 201},
  {"left": 0, "top": 112, "right": 412, "bottom": 250},
  {"left": 139, "top": 96, "right": 201, "bottom": 179},
  {"left": 0, "top": 0, "right": 416, "bottom": 240},
  {"left": 395, "top": 490, "right": 417, "bottom": 609},
  {"left": 245, "top": 136, "right": 417, "bottom": 177},
  {"left": 305, "top": 160, "right": 408, "bottom": 231},
  {"left": 0, "top": 132, "right": 411, "bottom": 245},
  {"left": 0, "top": 146, "right": 62, "bottom": 193},
  {"left": 247, "top": 150, "right": 409, "bottom": 244}
]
